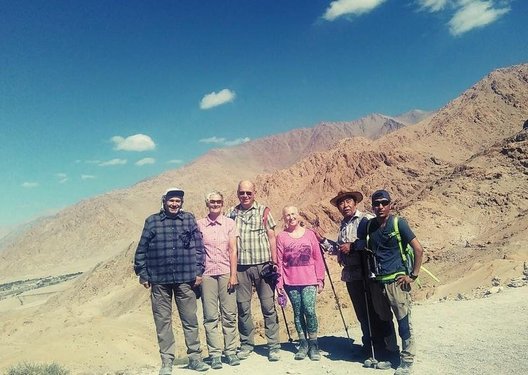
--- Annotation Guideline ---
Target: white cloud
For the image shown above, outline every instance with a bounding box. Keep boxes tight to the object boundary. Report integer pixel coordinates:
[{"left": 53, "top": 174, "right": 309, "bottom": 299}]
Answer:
[
  {"left": 199, "top": 136, "right": 226, "bottom": 144},
  {"left": 323, "top": 0, "right": 386, "bottom": 21},
  {"left": 21, "top": 182, "right": 39, "bottom": 188},
  {"left": 98, "top": 158, "right": 127, "bottom": 167},
  {"left": 135, "top": 157, "right": 156, "bottom": 166},
  {"left": 448, "top": 0, "right": 509, "bottom": 35},
  {"left": 167, "top": 159, "right": 184, "bottom": 164},
  {"left": 417, "top": 0, "right": 449, "bottom": 12},
  {"left": 225, "top": 137, "right": 251, "bottom": 146},
  {"left": 199, "top": 136, "right": 250, "bottom": 147},
  {"left": 55, "top": 173, "right": 69, "bottom": 184},
  {"left": 81, "top": 174, "right": 96, "bottom": 180},
  {"left": 111, "top": 134, "right": 156, "bottom": 152},
  {"left": 85, "top": 160, "right": 101, "bottom": 164},
  {"left": 199, "top": 89, "right": 236, "bottom": 110}
]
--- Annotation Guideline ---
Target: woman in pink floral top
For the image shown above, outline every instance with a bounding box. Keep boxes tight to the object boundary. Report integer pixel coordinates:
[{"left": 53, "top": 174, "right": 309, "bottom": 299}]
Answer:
[{"left": 276, "top": 206, "right": 325, "bottom": 361}]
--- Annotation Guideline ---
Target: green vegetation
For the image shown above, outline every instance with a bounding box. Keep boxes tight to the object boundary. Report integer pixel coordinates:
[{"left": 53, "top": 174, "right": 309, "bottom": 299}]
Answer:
[
  {"left": 5, "top": 362, "right": 69, "bottom": 375},
  {"left": 0, "top": 272, "right": 83, "bottom": 301}
]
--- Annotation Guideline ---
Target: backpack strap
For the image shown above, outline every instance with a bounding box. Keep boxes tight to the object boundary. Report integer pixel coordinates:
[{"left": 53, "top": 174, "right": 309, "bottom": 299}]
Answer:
[{"left": 393, "top": 216, "right": 407, "bottom": 264}]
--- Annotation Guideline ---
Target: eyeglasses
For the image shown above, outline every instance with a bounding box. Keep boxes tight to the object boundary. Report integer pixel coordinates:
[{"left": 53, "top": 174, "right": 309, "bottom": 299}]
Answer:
[
  {"left": 238, "top": 191, "right": 253, "bottom": 196},
  {"left": 209, "top": 200, "right": 223, "bottom": 205},
  {"left": 372, "top": 200, "right": 390, "bottom": 207}
]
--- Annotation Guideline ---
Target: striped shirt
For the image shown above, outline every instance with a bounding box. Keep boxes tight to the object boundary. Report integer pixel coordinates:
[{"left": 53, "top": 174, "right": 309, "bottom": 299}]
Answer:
[
  {"left": 197, "top": 215, "right": 238, "bottom": 276},
  {"left": 134, "top": 210, "right": 205, "bottom": 284},
  {"left": 226, "top": 202, "right": 276, "bottom": 265}
]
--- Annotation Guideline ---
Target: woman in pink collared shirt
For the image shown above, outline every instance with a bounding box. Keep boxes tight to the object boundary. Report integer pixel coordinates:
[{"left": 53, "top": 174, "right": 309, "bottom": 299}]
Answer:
[{"left": 197, "top": 191, "right": 239, "bottom": 369}]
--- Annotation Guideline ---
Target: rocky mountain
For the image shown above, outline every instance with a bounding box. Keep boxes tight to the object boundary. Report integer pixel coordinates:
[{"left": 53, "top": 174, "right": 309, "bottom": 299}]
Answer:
[
  {"left": 0, "top": 112, "right": 424, "bottom": 282},
  {"left": 1, "top": 63, "right": 527, "bottom": 374}
]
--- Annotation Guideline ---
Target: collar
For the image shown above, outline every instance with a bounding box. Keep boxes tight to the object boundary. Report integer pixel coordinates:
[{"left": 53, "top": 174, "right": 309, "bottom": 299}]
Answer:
[
  {"left": 205, "top": 215, "right": 224, "bottom": 226},
  {"left": 160, "top": 210, "right": 183, "bottom": 221},
  {"left": 341, "top": 210, "right": 362, "bottom": 226}
]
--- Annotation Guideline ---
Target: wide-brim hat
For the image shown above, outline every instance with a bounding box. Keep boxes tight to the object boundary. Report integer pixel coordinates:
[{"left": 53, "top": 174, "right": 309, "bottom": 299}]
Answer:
[{"left": 330, "top": 190, "right": 364, "bottom": 207}]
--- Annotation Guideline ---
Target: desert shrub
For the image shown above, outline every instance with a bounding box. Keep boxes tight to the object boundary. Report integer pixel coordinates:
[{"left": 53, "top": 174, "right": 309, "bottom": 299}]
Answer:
[{"left": 5, "top": 362, "right": 69, "bottom": 375}]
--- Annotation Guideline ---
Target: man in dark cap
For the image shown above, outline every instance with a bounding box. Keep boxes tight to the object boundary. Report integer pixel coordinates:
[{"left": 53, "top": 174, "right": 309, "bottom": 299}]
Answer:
[
  {"left": 362, "top": 189, "right": 424, "bottom": 375},
  {"left": 316, "top": 190, "right": 397, "bottom": 361},
  {"left": 134, "top": 187, "right": 209, "bottom": 374}
]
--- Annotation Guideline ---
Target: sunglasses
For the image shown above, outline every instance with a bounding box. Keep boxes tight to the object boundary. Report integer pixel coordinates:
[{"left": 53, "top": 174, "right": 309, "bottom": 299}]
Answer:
[
  {"left": 209, "top": 200, "right": 223, "bottom": 205},
  {"left": 238, "top": 191, "right": 253, "bottom": 196},
  {"left": 372, "top": 200, "right": 390, "bottom": 207}
]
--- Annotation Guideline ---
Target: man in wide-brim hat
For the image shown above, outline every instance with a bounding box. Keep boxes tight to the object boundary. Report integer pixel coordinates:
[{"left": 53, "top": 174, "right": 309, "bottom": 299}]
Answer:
[{"left": 317, "top": 189, "right": 398, "bottom": 361}]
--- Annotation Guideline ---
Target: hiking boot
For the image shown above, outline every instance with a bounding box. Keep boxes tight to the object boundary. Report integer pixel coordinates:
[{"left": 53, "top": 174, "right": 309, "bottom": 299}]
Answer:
[
  {"left": 159, "top": 359, "right": 173, "bottom": 375},
  {"left": 308, "top": 339, "right": 321, "bottom": 361},
  {"left": 394, "top": 361, "right": 413, "bottom": 375},
  {"left": 188, "top": 358, "right": 209, "bottom": 372},
  {"left": 294, "top": 339, "right": 309, "bottom": 360},
  {"left": 236, "top": 348, "right": 252, "bottom": 360},
  {"left": 210, "top": 356, "right": 222, "bottom": 370},
  {"left": 268, "top": 348, "right": 280, "bottom": 362},
  {"left": 226, "top": 354, "right": 241, "bottom": 366}
]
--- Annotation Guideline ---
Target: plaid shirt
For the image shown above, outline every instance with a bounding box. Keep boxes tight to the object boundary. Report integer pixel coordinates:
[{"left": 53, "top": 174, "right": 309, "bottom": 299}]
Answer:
[
  {"left": 226, "top": 202, "right": 276, "bottom": 265},
  {"left": 134, "top": 210, "right": 205, "bottom": 284}
]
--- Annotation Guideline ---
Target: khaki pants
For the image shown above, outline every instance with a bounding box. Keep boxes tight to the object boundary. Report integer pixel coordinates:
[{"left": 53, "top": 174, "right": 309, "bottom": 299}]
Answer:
[
  {"left": 371, "top": 281, "right": 416, "bottom": 364},
  {"left": 202, "top": 274, "right": 238, "bottom": 357},
  {"left": 151, "top": 283, "right": 202, "bottom": 362},
  {"left": 236, "top": 264, "right": 280, "bottom": 351}
]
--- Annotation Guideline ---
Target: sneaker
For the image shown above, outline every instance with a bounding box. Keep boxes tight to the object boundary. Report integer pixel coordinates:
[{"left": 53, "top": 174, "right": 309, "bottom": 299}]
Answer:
[
  {"left": 394, "top": 362, "right": 413, "bottom": 375},
  {"left": 268, "top": 348, "right": 280, "bottom": 362},
  {"left": 308, "top": 339, "right": 321, "bottom": 361},
  {"left": 294, "top": 339, "right": 309, "bottom": 360},
  {"left": 159, "top": 360, "right": 173, "bottom": 375},
  {"left": 226, "top": 354, "right": 241, "bottom": 366},
  {"left": 188, "top": 358, "right": 209, "bottom": 372},
  {"left": 236, "top": 348, "right": 252, "bottom": 360},
  {"left": 210, "top": 356, "right": 222, "bottom": 370}
]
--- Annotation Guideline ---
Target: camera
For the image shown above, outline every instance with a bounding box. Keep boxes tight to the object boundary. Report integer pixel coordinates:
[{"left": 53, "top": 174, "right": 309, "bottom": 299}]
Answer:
[{"left": 260, "top": 262, "right": 280, "bottom": 286}]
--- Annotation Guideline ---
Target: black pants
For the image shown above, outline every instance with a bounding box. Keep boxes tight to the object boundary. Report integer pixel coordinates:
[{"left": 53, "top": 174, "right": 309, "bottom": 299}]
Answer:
[{"left": 346, "top": 280, "right": 395, "bottom": 349}]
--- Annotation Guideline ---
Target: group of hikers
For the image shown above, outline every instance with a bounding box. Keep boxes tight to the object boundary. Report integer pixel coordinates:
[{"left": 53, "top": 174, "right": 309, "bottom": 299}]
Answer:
[{"left": 134, "top": 180, "right": 424, "bottom": 375}]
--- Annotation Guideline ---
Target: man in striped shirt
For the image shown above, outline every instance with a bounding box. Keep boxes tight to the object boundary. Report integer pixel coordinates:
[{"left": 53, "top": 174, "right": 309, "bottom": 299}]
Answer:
[
  {"left": 134, "top": 188, "right": 209, "bottom": 374},
  {"left": 226, "top": 180, "right": 281, "bottom": 362}
]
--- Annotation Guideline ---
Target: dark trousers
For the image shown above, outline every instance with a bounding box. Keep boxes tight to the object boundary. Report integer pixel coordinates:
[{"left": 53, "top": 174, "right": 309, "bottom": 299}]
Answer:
[{"left": 346, "top": 280, "right": 395, "bottom": 350}]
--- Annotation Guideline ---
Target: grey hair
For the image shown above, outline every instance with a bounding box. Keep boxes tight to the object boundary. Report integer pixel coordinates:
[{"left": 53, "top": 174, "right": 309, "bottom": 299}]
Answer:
[{"left": 204, "top": 191, "right": 224, "bottom": 205}]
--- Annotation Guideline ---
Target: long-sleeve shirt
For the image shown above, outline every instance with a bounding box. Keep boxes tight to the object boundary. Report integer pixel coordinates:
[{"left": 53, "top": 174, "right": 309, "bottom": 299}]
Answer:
[
  {"left": 276, "top": 228, "right": 325, "bottom": 290},
  {"left": 134, "top": 210, "right": 205, "bottom": 284},
  {"left": 197, "top": 215, "right": 238, "bottom": 277}
]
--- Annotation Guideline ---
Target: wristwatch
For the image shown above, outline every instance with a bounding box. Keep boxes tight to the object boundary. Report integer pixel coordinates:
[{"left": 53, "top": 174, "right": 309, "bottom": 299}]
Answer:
[{"left": 409, "top": 273, "right": 419, "bottom": 280}]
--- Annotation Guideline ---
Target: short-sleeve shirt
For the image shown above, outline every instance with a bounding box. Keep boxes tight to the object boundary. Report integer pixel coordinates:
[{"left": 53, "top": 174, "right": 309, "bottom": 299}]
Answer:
[
  {"left": 226, "top": 202, "right": 276, "bottom": 265},
  {"left": 197, "top": 215, "right": 238, "bottom": 276},
  {"left": 365, "top": 215, "right": 416, "bottom": 277}
]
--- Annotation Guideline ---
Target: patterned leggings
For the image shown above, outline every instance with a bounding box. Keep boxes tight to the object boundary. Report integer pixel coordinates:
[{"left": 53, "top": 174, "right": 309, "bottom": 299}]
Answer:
[{"left": 285, "top": 285, "right": 318, "bottom": 340}]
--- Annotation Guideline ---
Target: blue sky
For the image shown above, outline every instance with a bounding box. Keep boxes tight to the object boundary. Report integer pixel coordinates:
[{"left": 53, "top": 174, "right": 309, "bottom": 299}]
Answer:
[{"left": 0, "top": 0, "right": 526, "bottom": 234}]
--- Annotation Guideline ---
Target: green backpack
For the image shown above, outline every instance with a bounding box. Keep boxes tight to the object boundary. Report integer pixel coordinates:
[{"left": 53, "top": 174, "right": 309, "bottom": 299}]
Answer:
[{"left": 367, "top": 216, "right": 439, "bottom": 284}]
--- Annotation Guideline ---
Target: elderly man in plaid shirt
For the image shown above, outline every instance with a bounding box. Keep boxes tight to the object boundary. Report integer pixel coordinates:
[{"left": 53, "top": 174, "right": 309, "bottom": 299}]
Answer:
[
  {"left": 226, "top": 180, "right": 281, "bottom": 362},
  {"left": 134, "top": 187, "right": 209, "bottom": 374}
]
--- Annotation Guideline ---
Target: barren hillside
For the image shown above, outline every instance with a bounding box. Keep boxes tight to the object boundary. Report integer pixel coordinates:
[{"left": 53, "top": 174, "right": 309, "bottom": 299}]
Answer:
[{"left": 0, "top": 63, "right": 527, "bottom": 374}]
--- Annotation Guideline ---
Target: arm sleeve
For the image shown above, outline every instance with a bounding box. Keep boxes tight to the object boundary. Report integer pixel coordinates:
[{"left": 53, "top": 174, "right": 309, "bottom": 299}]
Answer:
[
  {"left": 134, "top": 218, "right": 154, "bottom": 281},
  {"left": 190, "top": 217, "right": 206, "bottom": 277},
  {"left": 398, "top": 218, "right": 416, "bottom": 246},
  {"left": 309, "top": 231, "right": 326, "bottom": 287},
  {"left": 276, "top": 232, "right": 284, "bottom": 290},
  {"left": 354, "top": 217, "right": 369, "bottom": 251}
]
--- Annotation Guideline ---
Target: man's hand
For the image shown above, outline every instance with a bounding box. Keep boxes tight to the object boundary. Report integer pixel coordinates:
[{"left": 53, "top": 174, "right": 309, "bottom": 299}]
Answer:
[
  {"left": 194, "top": 276, "right": 203, "bottom": 287},
  {"left": 339, "top": 242, "right": 352, "bottom": 254},
  {"left": 396, "top": 275, "right": 413, "bottom": 290},
  {"left": 139, "top": 278, "right": 150, "bottom": 289}
]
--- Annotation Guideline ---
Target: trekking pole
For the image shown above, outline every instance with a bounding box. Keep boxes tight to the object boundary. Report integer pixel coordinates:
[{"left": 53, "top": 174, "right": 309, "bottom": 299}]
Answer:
[
  {"left": 319, "top": 245, "right": 353, "bottom": 347},
  {"left": 360, "top": 248, "right": 391, "bottom": 370},
  {"left": 279, "top": 304, "right": 294, "bottom": 343}
]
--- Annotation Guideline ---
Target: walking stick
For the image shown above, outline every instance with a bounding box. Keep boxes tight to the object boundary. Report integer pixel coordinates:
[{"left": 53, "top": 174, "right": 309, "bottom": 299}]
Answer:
[{"left": 319, "top": 245, "right": 354, "bottom": 348}]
